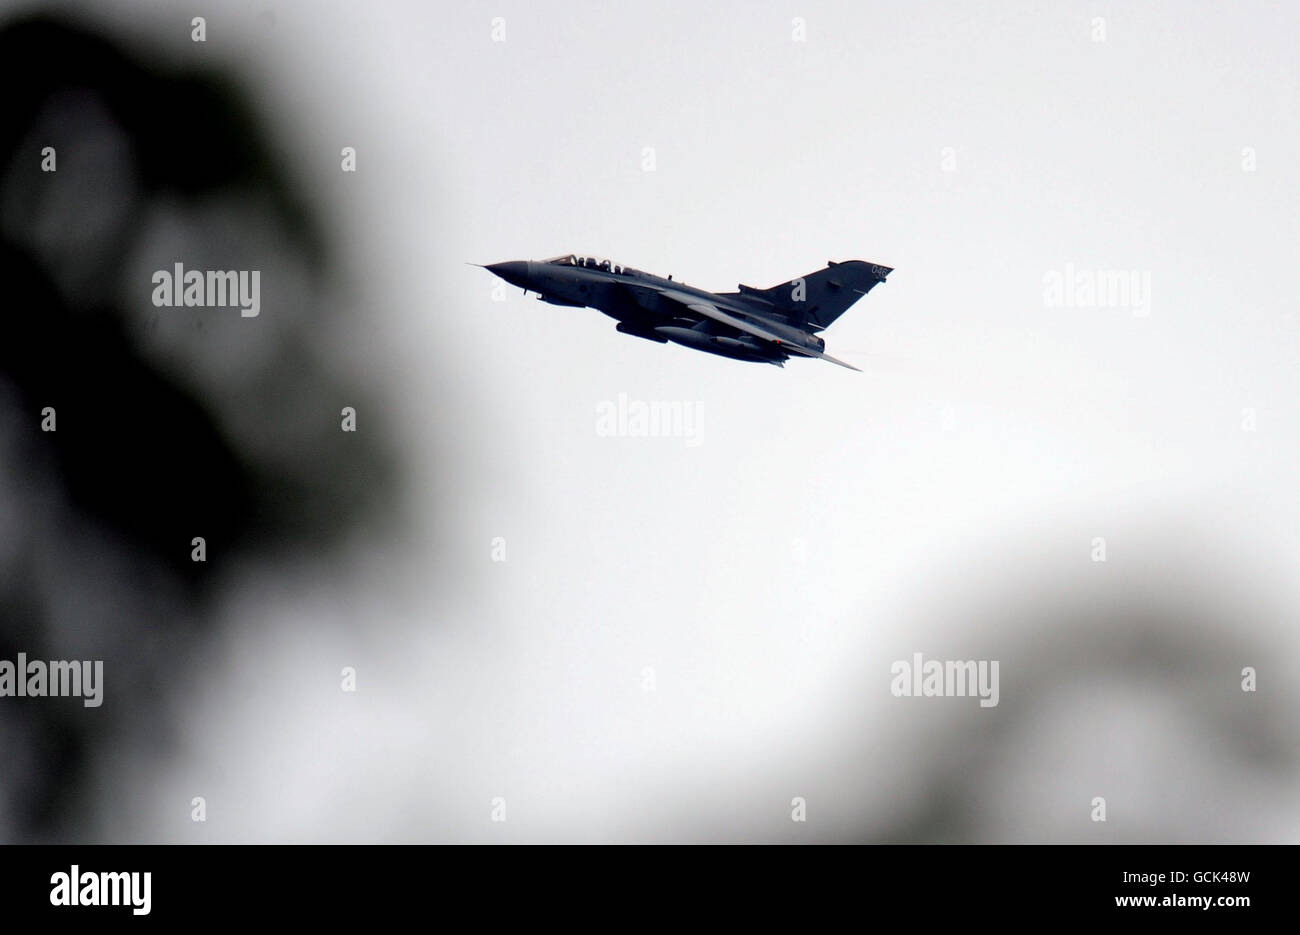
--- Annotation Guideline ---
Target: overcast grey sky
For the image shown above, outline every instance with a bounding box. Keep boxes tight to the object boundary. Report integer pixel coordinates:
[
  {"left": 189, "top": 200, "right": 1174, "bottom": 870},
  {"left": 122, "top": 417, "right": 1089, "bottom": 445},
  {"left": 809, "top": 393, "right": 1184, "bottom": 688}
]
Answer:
[{"left": 25, "top": 0, "right": 1299, "bottom": 841}]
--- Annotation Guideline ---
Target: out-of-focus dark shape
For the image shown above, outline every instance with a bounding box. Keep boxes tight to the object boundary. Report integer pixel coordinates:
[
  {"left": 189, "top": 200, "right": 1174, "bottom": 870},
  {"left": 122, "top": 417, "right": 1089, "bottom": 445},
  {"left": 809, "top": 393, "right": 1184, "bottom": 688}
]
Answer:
[{"left": 0, "top": 15, "right": 399, "bottom": 840}]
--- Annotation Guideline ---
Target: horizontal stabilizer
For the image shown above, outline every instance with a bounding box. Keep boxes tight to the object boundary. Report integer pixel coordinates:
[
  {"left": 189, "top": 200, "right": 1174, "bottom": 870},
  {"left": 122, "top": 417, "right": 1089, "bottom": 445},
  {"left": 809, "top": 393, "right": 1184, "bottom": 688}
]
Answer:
[{"left": 783, "top": 344, "right": 862, "bottom": 371}]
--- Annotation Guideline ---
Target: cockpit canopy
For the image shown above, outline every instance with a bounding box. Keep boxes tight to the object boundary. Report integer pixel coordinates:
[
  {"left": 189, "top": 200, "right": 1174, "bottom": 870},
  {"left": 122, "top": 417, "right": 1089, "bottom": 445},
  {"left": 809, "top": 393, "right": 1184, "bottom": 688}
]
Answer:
[{"left": 543, "top": 254, "right": 633, "bottom": 275}]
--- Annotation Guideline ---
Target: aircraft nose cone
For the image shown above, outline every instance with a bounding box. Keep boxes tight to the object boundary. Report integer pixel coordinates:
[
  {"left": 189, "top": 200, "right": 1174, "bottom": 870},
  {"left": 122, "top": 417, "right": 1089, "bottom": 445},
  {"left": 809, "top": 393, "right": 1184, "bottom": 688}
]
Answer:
[{"left": 485, "top": 260, "right": 530, "bottom": 285}]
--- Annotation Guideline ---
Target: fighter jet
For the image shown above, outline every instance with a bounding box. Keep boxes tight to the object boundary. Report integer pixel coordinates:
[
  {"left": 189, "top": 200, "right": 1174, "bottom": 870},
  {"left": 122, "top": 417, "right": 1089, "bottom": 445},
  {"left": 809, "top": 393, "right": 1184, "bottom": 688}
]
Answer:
[{"left": 480, "top": 254, "right": 892, "bottom": 370}]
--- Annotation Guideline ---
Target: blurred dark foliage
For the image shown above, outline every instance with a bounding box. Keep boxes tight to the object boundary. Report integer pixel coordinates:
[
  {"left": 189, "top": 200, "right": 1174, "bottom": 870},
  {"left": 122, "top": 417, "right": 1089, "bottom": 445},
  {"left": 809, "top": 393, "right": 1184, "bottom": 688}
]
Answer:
[{"left": 0, "top": 15, "right": 398, "bottom": 840}]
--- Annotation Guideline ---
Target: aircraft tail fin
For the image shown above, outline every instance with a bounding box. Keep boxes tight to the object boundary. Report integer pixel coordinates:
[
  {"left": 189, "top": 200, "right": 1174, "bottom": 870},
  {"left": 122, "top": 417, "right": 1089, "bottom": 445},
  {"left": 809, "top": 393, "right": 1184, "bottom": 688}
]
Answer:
[{"left": 741, "top": 260, "right": 892, "bottom": 332}]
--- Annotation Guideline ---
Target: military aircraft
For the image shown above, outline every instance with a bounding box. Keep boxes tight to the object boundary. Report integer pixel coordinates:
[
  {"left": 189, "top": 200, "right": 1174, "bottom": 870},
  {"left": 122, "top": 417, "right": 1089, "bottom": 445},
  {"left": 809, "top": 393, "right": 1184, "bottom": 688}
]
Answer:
[{"left": 479, "top": 254, "right": 892, "bottom": 370}]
